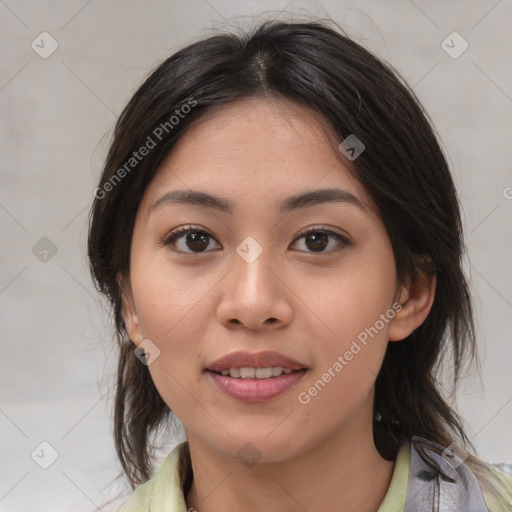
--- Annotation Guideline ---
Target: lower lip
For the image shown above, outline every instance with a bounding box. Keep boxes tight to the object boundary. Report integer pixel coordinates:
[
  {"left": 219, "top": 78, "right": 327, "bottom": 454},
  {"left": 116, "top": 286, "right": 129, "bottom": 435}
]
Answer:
[{"left": 206, "top": 369, "right": 308, "bottom": 402}]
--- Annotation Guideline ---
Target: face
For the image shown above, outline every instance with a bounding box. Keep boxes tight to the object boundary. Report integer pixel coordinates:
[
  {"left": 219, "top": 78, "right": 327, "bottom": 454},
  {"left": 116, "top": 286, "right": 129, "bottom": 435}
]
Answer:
[{"left": 121, "top": 96, "right": 420, "bottom": 463}]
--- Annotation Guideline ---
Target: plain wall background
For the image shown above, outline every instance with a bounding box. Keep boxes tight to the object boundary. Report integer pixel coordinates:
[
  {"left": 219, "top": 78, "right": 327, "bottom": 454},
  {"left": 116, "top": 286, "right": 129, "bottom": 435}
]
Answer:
[{"left": 1, "top": 1, "right": 511, "bottom": 510}]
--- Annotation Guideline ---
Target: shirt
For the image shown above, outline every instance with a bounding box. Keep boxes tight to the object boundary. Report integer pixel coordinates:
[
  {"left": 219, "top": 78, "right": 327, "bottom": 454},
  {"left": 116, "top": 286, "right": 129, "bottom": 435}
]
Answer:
[{"left": 118, "top": 439, "right": 512, "bottom": 511}]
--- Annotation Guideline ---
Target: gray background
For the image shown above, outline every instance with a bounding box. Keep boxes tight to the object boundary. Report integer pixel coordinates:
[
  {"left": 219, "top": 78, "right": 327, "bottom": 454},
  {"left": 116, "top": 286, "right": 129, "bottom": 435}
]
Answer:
[{"left": 1, "top": 1, "right": 511, "bottom": 510}]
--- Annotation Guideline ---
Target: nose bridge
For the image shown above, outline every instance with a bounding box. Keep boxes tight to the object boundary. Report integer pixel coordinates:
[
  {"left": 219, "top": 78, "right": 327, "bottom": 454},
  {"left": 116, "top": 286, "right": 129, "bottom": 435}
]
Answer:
[
  {"left": 216, "top": 235, "right": 292, "bottom": 329},
  {"left": 231, "top": 235, "right": 277, "bottom": 300}
]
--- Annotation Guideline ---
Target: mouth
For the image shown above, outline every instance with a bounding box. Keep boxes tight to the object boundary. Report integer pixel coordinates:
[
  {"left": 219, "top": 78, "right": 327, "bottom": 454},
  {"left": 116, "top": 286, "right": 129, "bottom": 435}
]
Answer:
[{"left": 204, "top": 350, "right": 309, "bottom": 402}]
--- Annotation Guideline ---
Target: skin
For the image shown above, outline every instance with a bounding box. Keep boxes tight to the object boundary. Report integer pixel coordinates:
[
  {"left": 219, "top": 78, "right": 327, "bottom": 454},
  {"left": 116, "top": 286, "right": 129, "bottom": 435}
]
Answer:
[{"left": 121, "top": 96, "right": 436, "bottom": 512}]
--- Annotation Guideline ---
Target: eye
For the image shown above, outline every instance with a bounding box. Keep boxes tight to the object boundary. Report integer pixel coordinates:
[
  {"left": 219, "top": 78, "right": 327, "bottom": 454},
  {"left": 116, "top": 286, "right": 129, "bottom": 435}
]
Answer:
[
  {"left": 291, "top": 226, "right": 350, "bottom": 254},
  {"left": 163, "top": 224, "right": 221, "bottom": 253}
]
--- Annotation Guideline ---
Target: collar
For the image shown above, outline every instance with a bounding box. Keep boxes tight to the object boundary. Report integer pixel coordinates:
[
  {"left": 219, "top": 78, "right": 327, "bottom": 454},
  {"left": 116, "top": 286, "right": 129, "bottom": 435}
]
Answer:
[{"left": 404, "top": 437, "right": 491, "bottom": 511}]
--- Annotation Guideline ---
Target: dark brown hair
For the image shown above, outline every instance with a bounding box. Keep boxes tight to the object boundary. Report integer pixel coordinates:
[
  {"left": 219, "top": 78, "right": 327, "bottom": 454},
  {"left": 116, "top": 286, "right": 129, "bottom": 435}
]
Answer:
[{"left": 87, "top": 17, "right": 503, "bottom": 499}]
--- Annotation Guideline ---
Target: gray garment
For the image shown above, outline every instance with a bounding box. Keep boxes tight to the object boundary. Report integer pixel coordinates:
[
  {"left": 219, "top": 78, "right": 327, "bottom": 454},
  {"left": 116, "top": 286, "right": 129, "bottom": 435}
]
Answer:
[{"left": 404, "top": 437, "right": 490, "bottom": 512}]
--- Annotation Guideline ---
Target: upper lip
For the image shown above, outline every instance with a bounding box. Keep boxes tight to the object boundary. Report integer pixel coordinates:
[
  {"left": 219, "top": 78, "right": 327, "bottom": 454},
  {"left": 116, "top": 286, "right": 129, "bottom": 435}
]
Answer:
[{"left": 206, "top": 350, "right": 307, "bottom": 372}]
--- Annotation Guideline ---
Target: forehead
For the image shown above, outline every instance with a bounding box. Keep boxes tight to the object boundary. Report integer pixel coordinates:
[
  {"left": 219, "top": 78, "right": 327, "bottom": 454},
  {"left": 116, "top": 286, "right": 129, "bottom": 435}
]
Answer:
[{"left": 141, "top": 97, "right": 372, "bottom": 211}]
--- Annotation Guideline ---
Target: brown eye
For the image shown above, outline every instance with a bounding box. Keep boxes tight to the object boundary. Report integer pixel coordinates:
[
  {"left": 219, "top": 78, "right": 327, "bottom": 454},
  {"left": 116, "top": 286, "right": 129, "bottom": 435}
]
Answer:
[
  {"left": 164, "top": 226, "right": 221, "bottom": 253},
  {"left": 292, "top": 228, "right": 349, "bottom": 254}
]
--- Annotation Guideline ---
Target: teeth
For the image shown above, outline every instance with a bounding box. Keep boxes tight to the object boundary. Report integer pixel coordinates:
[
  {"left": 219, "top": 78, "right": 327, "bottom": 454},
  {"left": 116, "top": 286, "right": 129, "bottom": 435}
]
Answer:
[
  {"left": 240, "top": 367, "right": 256, "bottom": 378},
  {"left": 272, "top": 366, "right": 282, "bottom": 377},
  {"left": 256, "top": 367, "right": 272, "bottom": 378},
  {"left": 229, "top": 368, "right": 240, "bottom": 378},
  {"left": 217, "top": 367, "right": 299, "bottom": 379}
]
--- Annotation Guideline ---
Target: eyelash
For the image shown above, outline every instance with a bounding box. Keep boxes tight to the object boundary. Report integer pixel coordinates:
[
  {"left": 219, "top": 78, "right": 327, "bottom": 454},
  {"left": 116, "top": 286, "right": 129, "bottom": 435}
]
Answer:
[{"left": 162, "top": 224, "right": 350, "bottom": 255}]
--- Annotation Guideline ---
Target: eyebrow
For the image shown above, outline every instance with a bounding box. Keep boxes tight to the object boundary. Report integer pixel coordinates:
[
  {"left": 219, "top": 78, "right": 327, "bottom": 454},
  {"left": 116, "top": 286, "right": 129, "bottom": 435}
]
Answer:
[{"left": 149, "top": 188, "right": 365, "bottom": 215}]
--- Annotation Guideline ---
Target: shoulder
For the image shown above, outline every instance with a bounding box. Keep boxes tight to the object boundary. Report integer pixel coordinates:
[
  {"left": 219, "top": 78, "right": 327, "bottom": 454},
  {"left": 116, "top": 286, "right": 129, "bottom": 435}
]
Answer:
[
  {"left": 117, "top": 478, "right": 154, "bottom": 512},
  {"left": 118, "top": 442, "right": 189, "bottom": 512}
]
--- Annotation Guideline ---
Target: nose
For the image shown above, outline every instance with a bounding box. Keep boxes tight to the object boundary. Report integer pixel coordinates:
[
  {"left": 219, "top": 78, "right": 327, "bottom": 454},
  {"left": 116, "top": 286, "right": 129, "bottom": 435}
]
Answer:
[{"left": 216, "top": 244, "right": 293, "bottom": 331}]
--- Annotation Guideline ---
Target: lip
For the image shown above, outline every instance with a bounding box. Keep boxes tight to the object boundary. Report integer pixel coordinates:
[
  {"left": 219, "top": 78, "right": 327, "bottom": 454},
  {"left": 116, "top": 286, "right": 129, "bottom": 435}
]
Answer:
[
  {"left": 205, "top": 350, "right": 307, "bottom": 373},
  {"left": 207, "top": 369, "right": 308, "bottom": 402}
]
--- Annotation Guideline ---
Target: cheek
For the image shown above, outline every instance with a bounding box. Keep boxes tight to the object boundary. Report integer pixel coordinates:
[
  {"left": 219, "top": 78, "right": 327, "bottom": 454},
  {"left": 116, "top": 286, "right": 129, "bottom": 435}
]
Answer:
[
  {"left": 308, "top": 254, "right": 396, "bottom": 348},
  {"left": 136, "top": 293, "right": 207, "bottom": 424},
  {"left": 129, "top": 249, "right": 230, "bottom": 415},
  {"left": 302, "top": 242, "right": 396, "bottom": 396},
  {"left": 131, "top": 249, "right": 214, "bottom": 340},
  {"left": 296, "top": 294, "right": 393, "bottom": 430}
]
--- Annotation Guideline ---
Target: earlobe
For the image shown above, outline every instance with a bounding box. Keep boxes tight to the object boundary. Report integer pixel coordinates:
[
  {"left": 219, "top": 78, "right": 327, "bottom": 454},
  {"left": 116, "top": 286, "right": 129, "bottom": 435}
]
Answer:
[{"left": 388, "top": 261, "right": 437, "bottom": 342}]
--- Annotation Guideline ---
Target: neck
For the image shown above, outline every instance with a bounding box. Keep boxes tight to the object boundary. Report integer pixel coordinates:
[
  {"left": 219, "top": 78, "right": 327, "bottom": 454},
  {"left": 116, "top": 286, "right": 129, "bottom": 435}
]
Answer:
[{"left": 185, "top": 421, "right": 396, "bottom": 512}]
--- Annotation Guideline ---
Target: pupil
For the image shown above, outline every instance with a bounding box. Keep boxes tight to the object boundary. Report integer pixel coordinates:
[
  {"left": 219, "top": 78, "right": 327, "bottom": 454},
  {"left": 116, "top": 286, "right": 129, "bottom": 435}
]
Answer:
[
  {"left": 187, "top": 232, "right": 208, "bottom": 251},
  {"left": 306, "top": 232, "right": 328, "bottom": 251}
]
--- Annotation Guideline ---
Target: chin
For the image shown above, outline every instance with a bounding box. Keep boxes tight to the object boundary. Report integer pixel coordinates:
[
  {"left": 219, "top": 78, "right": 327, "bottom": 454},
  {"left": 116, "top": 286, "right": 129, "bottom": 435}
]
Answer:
[{"left": 214, "top": 433, "right": 304, "bottom": 466}]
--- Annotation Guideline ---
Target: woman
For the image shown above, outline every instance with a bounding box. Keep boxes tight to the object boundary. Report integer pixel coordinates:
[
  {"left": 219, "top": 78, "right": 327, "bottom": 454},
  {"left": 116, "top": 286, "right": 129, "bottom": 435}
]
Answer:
[{"left": 88, "top": 18, "right": 512, "bottom": 511}]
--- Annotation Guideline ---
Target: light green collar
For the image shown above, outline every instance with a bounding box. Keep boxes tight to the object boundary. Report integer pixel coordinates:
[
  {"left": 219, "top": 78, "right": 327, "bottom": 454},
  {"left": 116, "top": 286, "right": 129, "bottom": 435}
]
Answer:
[{"left": 377, "top": 439, "right": 409, "bottom": 511}]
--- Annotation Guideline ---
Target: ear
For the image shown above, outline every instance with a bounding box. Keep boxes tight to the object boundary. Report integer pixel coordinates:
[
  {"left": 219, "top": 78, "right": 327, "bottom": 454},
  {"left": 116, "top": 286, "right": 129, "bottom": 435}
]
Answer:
[
  {"left": 118, "top": 274, "right": 143, "bottom": 346},
  {"left": 388, "top": 257, "right": 437, "bottom": 342}
]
